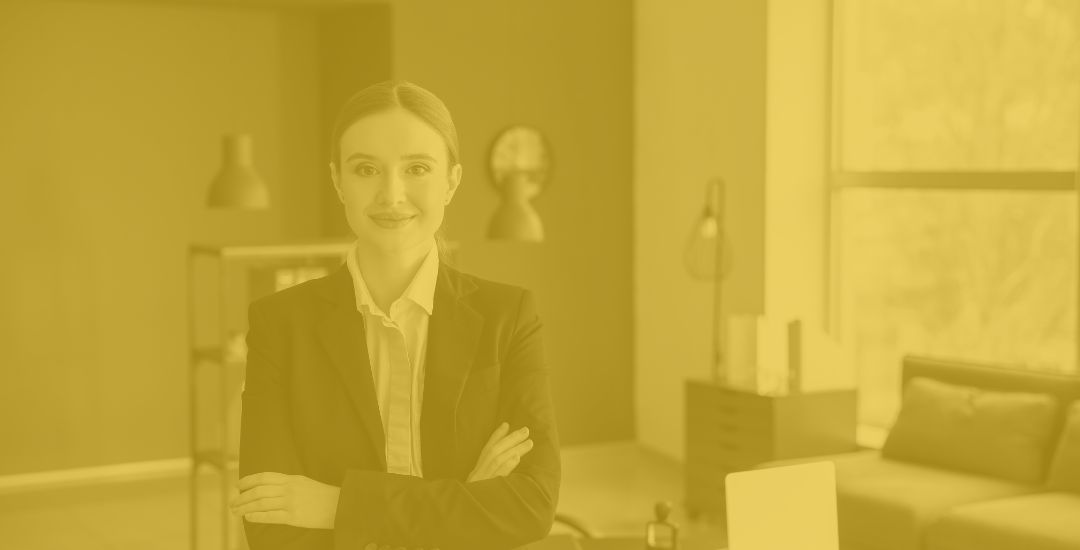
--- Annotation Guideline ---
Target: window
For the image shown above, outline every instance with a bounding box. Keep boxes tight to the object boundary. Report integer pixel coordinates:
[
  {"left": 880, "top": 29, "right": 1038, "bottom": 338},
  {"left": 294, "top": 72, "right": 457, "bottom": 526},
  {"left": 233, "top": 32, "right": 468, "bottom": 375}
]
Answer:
[
  {"left": 838, "top": 0, "right": 1080, "bottom": 171},
  {"left": 832, "top": 0, "right": 1080, "bottom": 428}
]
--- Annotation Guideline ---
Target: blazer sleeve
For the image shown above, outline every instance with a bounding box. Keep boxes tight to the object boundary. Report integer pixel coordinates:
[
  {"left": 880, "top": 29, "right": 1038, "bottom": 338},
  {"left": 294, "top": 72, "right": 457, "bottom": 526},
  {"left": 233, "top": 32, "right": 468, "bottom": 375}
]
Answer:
[
  {"left": 238, "top": 299, "right": 333, "bottom": 550},
  {"left": 332, "top": 288, "right": 562, "bottom": 550}
]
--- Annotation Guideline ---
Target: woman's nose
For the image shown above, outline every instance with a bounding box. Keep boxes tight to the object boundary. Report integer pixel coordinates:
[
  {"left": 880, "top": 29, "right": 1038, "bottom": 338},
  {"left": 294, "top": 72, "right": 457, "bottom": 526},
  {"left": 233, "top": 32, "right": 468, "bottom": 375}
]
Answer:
[{"left": 376, "top": 172, "right": 407, "bottom": 204}]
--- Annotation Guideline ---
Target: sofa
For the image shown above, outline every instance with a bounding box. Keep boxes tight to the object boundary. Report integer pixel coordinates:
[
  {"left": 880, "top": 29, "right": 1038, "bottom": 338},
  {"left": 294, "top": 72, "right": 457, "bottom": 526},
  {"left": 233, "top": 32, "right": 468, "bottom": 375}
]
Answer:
[{"left": 763, "top": 354, "right": 1080, "bottom": 550}]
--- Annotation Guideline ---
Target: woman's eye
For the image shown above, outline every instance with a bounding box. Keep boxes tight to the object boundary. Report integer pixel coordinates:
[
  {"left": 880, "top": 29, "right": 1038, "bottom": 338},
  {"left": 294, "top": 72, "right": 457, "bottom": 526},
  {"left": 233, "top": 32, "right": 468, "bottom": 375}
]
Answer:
[
  {"left": 354, "top": 164, "right": 378, "bottom": 177},
  {"left": 406, "top": 164, "right": 431, "bottom": 176}
]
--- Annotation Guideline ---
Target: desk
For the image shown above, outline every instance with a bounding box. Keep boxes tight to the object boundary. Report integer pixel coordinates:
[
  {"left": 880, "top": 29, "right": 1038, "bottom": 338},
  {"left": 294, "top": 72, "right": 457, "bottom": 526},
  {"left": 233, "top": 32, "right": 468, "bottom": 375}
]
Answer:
[
  {"left": 580, "top": 536, "right": 724, "bottom": 550},
  {"left": 528, "top": 532, "right": 725, "bottom": 550}
]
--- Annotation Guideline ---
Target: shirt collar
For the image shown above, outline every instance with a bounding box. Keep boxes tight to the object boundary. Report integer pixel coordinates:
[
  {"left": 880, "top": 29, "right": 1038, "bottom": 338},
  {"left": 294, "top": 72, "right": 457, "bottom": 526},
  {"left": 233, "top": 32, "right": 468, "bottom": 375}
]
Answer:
[{"left": 345, "top": 237, "right": 440, "bottom": 317}]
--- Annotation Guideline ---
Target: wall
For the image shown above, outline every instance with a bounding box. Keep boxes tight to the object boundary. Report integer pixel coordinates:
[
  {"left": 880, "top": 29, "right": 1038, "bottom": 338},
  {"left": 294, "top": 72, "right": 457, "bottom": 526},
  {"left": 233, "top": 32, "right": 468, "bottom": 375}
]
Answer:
[
  {"left": 0, "top": 0, "right": 326, "bottom": 475},
  {"left": 318, "top": 3, "right": 394, "bottom": 237},
  {"left": 0, "top": 0, "right": 633, "bottom": 475},
  {"left": 764, "top": 0, "right": 834, "bottom": 390},
  {"left": 634, "top": 0, "right": 768, "bottom": 461},
  {"left": 389, "top": 0, "right": 636, "bottom": 445},
  {"left": 634, "top": 0, "right": 831, "bottom": 461}
]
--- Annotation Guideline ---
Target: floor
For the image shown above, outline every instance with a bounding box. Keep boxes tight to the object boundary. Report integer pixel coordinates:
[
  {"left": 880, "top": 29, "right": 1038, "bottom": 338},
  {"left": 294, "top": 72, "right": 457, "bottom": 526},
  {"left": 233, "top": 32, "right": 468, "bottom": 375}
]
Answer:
[{"left": 0, "top": 441, "right": 725, "bottom": 550}]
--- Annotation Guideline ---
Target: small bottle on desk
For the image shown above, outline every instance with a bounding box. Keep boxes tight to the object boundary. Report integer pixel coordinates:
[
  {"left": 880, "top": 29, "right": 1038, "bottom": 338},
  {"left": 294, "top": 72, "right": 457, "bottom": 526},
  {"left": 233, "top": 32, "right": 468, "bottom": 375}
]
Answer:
[{"left": 645, "top": 500, "right": 678, "bottom": 550}]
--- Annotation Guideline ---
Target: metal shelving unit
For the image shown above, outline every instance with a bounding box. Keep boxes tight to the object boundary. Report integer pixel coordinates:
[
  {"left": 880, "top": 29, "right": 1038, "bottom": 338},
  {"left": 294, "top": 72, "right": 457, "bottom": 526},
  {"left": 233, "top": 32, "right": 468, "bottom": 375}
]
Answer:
[{"left": 186, "top": 240, "right": 353, "bottom": 550}]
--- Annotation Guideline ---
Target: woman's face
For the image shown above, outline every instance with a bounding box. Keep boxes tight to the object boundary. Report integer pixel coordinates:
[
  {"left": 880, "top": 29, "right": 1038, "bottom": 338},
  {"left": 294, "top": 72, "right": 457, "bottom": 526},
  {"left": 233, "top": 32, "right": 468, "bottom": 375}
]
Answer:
[{"left": 330, "top": 107, "right": 462, "bottom": 256}]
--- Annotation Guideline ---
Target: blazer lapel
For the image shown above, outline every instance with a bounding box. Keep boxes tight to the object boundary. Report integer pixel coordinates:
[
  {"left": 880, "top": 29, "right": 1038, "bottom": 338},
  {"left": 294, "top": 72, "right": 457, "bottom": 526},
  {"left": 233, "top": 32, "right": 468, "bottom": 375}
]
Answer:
[
  {"left": 315, "top": 266, "right": 386, "bottom": 470},
  {"left": 313, "top": 259, "right": 483, "bottom": 479},
  {"left": 421, "top": 262, "right": 483, "bottom": 479}
]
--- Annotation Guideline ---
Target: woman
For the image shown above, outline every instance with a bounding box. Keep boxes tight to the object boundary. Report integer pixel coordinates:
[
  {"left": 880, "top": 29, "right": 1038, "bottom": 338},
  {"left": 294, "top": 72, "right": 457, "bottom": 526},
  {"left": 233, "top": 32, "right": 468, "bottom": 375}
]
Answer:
[{"left": 229, "top": 80, "right": 561, "bottom": 550}]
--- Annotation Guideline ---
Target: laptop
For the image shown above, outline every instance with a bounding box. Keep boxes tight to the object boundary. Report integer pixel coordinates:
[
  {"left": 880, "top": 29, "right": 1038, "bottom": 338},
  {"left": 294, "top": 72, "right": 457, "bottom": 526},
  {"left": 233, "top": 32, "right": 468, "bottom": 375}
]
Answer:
[{"left": 725, "top": 461, "right": 839, "bottom": 550}]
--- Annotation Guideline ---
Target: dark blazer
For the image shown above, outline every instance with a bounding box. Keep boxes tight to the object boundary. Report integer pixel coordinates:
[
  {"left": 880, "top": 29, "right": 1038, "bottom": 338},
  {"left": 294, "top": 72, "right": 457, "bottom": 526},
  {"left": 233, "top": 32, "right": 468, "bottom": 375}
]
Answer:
[{"left": 238, "top": 259, "right": 561, "bottom": 550}]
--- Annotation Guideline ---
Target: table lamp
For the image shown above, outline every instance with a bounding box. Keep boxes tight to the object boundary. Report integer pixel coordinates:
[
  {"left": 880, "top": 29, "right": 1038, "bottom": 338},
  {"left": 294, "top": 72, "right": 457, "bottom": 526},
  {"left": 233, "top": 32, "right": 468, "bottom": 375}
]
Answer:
[{"left": 487, "top": 125, "right": 551, "bottom": 242}]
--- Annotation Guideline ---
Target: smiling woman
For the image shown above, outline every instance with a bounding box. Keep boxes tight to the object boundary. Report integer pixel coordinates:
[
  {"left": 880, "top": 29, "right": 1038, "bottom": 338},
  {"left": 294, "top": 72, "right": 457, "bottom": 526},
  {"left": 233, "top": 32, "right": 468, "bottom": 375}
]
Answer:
[
  {"left": 232, "top": 80, "right": 562, "bottom": 550},
  {"left": 328, "top": 86, "right": 462, "bottom": 288}
]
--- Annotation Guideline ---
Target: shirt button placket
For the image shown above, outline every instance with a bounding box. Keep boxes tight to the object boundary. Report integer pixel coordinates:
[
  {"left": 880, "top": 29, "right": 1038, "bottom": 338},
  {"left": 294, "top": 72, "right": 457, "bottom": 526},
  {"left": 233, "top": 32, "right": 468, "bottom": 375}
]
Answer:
[{"left": 385, "top": 322, "right": 414, "bottom": 476}]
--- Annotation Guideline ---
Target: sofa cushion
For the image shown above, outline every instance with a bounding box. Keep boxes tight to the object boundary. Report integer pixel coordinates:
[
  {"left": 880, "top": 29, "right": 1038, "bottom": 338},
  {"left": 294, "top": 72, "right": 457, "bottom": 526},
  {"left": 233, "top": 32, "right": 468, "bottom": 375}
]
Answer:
[
  {"left": 925, "top": 492, "right": 1080, "bottom": 550},
  {"left": 882, "top": 376, "right": 1059, "bottom": 484},
  {"left": 1047, "top": 400, "right": 1080, "bottom": 493},
  {"left": 829, "top": 452, "right": 1038, "bottom": 550}
]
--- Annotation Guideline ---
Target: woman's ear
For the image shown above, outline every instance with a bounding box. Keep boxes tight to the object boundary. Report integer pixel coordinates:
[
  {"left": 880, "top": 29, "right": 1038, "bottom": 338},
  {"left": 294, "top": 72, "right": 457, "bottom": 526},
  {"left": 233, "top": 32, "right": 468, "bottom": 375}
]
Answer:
[
  {"left": 445, "top": 163, "right": 463, "bottom": 205},
  {"left": 328, "top": 162, "right": 344, "bottom": 204}
]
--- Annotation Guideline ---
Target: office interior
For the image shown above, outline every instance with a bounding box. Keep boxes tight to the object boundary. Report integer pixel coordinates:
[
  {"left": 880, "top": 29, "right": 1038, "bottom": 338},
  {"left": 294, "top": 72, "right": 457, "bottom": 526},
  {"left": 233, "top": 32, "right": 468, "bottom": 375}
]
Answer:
[{"left": 1, "top": 0, "right": 1078, "bottom": 549}]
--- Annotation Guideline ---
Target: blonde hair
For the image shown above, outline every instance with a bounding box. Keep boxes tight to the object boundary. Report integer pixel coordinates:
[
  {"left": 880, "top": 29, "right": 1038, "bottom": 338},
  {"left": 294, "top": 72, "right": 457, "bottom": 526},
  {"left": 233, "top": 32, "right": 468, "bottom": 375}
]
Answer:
[{"left": 329, "top": 79, "right": 460, "bottom": 170}]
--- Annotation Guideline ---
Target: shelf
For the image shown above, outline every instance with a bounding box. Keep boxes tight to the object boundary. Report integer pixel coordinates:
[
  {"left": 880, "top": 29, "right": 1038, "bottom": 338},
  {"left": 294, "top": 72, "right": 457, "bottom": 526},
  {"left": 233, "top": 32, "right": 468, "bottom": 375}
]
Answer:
[
  {"left": 190, "top": 240, "right": 353, "bottom": 260},
  {"left": 192, "top": 346, "right": 224, "bottom": 363},
  {"left": 189, "top": 239, "right": 364, "bottom": 550},
  {"left": 191, "top": 346, "right": 246, "bottom": 369},
  {"left": 194, "top": 451, "right": 239, "bottom": 472}
]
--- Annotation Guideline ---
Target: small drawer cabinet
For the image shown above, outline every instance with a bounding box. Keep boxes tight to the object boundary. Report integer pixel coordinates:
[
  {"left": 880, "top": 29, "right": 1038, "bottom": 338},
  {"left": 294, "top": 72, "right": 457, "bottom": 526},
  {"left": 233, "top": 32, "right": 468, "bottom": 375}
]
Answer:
[{"left": 683, "top": 379, "right": 857, "bottom": 519}]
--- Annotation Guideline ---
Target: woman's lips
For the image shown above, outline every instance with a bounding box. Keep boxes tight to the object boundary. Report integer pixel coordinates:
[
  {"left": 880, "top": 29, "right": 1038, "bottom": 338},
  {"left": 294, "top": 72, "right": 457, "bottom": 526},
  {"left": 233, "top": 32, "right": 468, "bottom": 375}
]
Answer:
[{"left": 370, "top": 214, "right": 416, "bottom": 229}]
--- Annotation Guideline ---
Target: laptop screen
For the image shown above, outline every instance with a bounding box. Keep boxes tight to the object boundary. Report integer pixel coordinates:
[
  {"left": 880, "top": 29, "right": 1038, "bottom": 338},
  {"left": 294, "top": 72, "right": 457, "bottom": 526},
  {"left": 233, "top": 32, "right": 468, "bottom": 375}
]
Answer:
[{"left": 725, "top": 461, "right": 839, "bottom": 550}]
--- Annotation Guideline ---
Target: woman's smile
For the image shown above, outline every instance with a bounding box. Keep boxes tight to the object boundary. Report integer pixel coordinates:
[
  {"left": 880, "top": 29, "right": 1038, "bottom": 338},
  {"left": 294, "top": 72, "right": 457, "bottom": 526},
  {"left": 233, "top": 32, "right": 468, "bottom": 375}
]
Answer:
[{"left": 370, "top": 213, "right": 417, "bottom": 229}]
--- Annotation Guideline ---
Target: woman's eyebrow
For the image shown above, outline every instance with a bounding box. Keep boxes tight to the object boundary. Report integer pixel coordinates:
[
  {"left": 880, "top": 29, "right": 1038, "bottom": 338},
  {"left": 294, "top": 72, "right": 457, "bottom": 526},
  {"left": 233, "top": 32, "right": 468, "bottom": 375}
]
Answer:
[
  {"left": 345, "top": 152, "right": 377, "bottom": 162},
  {"left": 345, "top": 152, "right": 437, "bottom": 163}
]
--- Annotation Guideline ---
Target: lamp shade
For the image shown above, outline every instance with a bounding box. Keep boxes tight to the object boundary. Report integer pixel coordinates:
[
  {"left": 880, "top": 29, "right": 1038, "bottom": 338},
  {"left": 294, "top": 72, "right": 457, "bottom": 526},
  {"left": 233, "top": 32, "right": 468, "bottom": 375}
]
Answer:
[
  {"left": 206, "top": 133, "right": 269, "bottom": 209},
  {"left": 487, "top": 172, "right": 545, "bottom": 241}
]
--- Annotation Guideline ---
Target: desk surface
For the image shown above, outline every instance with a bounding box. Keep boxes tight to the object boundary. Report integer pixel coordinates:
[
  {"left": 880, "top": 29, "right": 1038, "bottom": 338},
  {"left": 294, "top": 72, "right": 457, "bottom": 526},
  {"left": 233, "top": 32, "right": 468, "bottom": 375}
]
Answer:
[
  {"left": 580, "top": 536, "right": 724, "bottom": 550},
  {"left": 530, "top": 533, "right": 725, "bottom": 550}
]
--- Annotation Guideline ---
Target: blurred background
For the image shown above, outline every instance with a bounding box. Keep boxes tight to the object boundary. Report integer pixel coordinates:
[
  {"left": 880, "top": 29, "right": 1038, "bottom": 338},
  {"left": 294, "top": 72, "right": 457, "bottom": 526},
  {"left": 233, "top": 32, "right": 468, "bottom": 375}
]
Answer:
[{"left": 0, "top": 0, "right": 1077, "bottom": 549}]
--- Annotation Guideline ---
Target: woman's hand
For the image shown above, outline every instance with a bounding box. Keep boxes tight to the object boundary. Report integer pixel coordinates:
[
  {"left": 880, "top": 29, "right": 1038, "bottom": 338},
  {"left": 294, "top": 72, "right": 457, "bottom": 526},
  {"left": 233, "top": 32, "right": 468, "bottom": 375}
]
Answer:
[
  {"left": 467, "top": 422, "right": 534, "bottom": 482},
  {"left": 229, "top": 472, "right": 341, "bottom": 530}
]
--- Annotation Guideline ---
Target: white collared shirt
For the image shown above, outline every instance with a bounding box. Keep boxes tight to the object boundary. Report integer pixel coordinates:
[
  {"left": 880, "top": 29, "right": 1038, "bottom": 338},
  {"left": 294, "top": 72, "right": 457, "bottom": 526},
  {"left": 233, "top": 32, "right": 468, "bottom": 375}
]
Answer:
[{"left": 345, "top": 238, "right": 439, "bottom": 477}]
